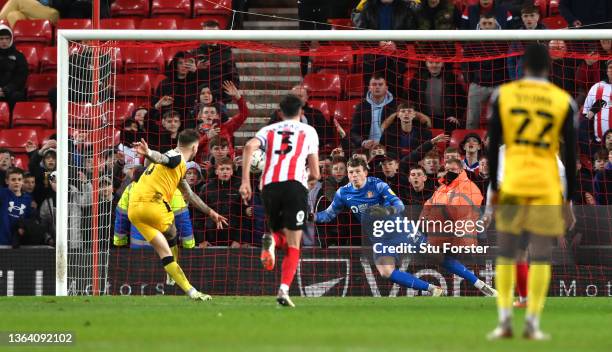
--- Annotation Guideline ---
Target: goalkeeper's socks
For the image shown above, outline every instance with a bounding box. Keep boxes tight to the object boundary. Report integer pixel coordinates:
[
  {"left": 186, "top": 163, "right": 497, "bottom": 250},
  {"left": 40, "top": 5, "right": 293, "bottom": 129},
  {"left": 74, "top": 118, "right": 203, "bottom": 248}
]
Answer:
[
  {"left": 516, "top": 261, "right": 528, "bottom": 299},
  {"left": 273, "top": 231, "right": 287, "bottom": 250},
  {"left": 280, "top": 246, "right": 300, "bottom": 288},
  {"left": 389, "top": 269, "right": 430, "bottom": 291},
  {"left": 442, "top": 256, "right": 478, "bottom": 285},
  {"left": 162, "top": 256, "right": 193, "bottom": 294}
]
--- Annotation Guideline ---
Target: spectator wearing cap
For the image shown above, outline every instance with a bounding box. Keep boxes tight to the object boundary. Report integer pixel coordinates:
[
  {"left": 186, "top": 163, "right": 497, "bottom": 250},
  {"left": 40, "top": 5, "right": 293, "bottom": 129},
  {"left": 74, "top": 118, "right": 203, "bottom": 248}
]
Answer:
[
  {"left": 0, "top": 0, "right": 58, "bottom": 27},
  {"left": 461, "top": 133, "right": 482, "bottom": 172},
  {"left": 559, "top": 0, "right": 612, "bottom": 29},
  {"left": 185, "top": 161, "right": 205, "bottom": 194},
  {"left": 0, "top": 24, "right": 27, "bottom": 110},
  {"left": 0, "top": 167, "right": 33, "bottom": 246},
  {"left": 416, "top": 0, "right": 459, "bottom": 30},
  {"left": 507, "top": 5, "right": 546, "bottom": 81},
  {"left": 25, "top": 139, "right": 56, "bottom": 205},
  {"left": 408, "top": 61, "right": 467, "bottom": 132},
  {"left": 460, "top": 0, "right": 513, "bottom": 30}
]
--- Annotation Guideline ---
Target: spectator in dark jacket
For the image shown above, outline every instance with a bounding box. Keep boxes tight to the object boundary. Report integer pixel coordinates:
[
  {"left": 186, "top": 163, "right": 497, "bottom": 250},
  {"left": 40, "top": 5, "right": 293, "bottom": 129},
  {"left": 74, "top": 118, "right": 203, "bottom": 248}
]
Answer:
[
  {"left": 409, "top": 61, "right": 467, "bottom": 132},
  {"left": 381, "top": 103, "right": 433, "bottom": 157},
  {"left": 460, "top": 0, "right": 513, "bottom": 29},
  {"left": 559, "top": 0, "right": 612, "bottom": 29},
  {"left": 464, "top": 13, "right": 509, "bottom": 129},
  {"left": 549, "top": 40, "right": 580, "bottom": 101},
  {"left": 0, "top": 25, "right": 27, "bottom": 110},
  {"left": 350, "top": 73, "right": 397, "bottom": 151},
  {"left": 416, "top": 0, "right": 459, "bottom": 30},
  {"left": 25, "top": 139, "right": 56, "bottom": 206},
  {"left": 193, "top": 20, "right": 240, "bottom": 103},
  {"left": 507, "top": 5, "right": 547, "bottom": 80}
]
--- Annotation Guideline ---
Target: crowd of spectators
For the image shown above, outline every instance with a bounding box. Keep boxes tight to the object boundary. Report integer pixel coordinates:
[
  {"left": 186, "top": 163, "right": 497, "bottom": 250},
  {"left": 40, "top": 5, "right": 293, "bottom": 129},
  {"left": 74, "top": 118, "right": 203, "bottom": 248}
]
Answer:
[{"left": 1, "top": 0, "right": 611, "bottom": 250}]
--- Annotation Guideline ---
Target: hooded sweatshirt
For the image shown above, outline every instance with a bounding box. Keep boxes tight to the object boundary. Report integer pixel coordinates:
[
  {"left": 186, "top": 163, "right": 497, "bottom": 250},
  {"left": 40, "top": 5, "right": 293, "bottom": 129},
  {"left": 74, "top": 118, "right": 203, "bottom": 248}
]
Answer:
[
  {"left": 365, "top": 90, "right": 394, "bottom": 143},
  {"left": 0, "top": 25, "right": 28, "bottom": 96}
]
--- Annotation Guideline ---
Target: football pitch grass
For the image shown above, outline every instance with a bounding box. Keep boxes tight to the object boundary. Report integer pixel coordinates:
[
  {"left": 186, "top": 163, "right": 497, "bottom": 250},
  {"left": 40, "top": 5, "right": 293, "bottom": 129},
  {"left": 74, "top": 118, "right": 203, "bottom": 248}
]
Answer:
[{"left": 0, "top": 297, "right": 610, "bottom": 352}]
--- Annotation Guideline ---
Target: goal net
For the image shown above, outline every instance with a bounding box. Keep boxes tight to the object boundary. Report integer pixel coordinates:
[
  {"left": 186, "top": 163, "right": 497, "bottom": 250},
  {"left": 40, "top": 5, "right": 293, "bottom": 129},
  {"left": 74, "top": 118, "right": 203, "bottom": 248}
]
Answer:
[{"left": 56, "top": 30, "right": 612, "bottom": 297}]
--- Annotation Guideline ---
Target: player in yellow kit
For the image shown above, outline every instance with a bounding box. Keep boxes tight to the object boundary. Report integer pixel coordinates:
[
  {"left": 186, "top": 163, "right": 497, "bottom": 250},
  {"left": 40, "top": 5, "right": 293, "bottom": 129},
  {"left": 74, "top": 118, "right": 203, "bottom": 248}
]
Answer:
[
  {"left": 486, "top": 44, "right": 577, "bottom": 340},
  {"left": 128, "top": 129, "right": 228, "bottom": 301}
]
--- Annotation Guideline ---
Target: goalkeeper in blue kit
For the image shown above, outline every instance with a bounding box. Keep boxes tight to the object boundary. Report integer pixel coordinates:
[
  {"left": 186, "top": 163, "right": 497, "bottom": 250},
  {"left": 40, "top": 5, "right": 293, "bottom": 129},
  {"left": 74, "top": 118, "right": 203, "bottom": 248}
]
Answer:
[{"left": 314, "top": 157, "right": 444, "bottom": 296}]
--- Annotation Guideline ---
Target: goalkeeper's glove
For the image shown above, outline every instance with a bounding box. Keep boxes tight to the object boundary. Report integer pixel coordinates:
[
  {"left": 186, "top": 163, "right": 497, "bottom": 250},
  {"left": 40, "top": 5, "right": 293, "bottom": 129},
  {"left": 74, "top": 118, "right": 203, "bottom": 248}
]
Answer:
[
  {"left": 366, "top": 205, "right": 398, "bottom": 217},
  {"left": 590, "top": 99, "right": 607, "bottom": 114}
]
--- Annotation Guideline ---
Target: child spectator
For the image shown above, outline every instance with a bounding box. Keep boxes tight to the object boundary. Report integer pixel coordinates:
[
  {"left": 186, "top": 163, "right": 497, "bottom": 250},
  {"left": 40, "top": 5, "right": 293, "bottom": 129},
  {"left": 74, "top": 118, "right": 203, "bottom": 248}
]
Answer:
[
  {"left": 26, "top": 139, "right": 57, "bottom": 205},
  {"left": 461, "top": 133, "right": 482, "bottom": 172},
  {"left": 323, "top": 156, "right": 348, "bottom": 202},
  {"left": 149, "top": 110, "right": 181, "bottom": 152},
  {"left": 21, "top": 172, "right": 36, "bottom": 198},
  {"left": 402, "top": 165, "right": 434, "bottom": 205},
  {"left": 0, "top": 167, "right": 32, "bottom": 246},
  {"left": 0, "top": 148, "right": 14, "bottom": 187},
  {"left": 185, "top": 161, "right": 205, "bottom": 194},
  {"left": 381, "top": 103, "right": 433, "bottom": 156}
]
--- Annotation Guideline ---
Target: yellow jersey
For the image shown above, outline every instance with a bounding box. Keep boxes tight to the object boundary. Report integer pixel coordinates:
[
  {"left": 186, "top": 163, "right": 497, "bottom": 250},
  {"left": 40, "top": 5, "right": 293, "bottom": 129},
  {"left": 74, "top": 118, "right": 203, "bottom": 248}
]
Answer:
[
  {"left": 489, "top": 78, "right": 577, "bottom": 198},
  {"left": 130, "top": 149, "right": 187, "bottom": 203}
]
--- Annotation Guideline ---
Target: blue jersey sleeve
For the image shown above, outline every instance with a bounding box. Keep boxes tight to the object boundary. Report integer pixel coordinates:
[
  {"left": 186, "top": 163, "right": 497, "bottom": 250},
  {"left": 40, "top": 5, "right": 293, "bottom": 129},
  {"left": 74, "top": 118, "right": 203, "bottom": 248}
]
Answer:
[
  {"left": 315, "top": 188, "right": 345, "bottom": 223},
  {"left": 376, "top": 180, "right": 405, "bottom": 213}
]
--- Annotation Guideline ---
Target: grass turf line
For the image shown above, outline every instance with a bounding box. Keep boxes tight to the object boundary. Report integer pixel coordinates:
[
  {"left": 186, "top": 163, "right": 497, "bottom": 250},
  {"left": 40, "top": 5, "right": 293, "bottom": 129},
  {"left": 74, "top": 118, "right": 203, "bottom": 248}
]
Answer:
[{"left": 0, "top": 297, "right": 609, "bottom": 352}]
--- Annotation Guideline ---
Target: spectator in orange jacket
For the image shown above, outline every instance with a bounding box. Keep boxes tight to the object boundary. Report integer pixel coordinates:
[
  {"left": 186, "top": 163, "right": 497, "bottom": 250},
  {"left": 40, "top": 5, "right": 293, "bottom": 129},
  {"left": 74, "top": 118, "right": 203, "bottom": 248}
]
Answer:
[
  {"left": 195, "top": 81, "right": 248, "bottom": 163},
  {"left": 420, "top": 158, "right": 483, "bottom": 247}
]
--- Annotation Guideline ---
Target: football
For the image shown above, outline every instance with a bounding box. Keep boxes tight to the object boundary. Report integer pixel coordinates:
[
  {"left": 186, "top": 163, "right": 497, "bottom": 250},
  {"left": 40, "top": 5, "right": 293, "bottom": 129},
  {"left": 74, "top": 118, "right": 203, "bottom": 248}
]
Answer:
[{"left": 250, "top": 149, "right": 266, "bottom": 173}]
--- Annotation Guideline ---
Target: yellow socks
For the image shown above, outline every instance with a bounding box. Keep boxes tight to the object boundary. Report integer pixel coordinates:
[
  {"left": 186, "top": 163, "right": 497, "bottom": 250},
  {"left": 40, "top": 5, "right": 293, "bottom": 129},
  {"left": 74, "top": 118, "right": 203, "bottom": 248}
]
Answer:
[
  {"left": 527, "top": 262, "right": 551, "bottom": 320},
  {"left": 162, "top": 257, "right": 193, "bottom": 294},
  {"left": 495, "top": 257, "right": 516, "bottom": 322}
]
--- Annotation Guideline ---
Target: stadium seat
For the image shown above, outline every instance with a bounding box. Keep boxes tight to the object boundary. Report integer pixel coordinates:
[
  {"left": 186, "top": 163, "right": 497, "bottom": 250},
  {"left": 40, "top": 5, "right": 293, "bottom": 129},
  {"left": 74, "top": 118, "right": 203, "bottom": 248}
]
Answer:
[
  {"left": 162, "top": 45, "right": 195, "bottom": 65},
  {"left": 139, "top": 18, "right": 179, "bottom": 30},
  {"left": 303, "top": 73, "right": 342, "bottom": 99},
  {"left": 150, "top": 74, "right": 167, "bottom": 92},
  {"left": 39, "top": 46, "right": 57, "bottom": 73},
  {"left": 56, "top": 19, "right": 92, "bottom": 30},
  {"left": 151, "top": 0, "right": 191, "bottom": 18},
  {"left": 37, "top": 129, "right": 56, "bottom": 144},
  {"left": 311, "top": 46, "right": 353, "bottom": 73},
  {"left": 327, "top": 18, "right": 353, "bottom": 30},
  {"left": 12, "top": 20, "right": 53, "bottom": 46},
  {"left": 15, "top": 45, "right": 38, "bottom": 72},
  {"left": 308, "top": 100, "right": 335, "bottom": 121},
  {"left": 534, "top": 0, "right": 548, "bottom": 17},
  {"left": 27, "top": 74, "right": 56, "bottom": 101},
  {"left": 343, "top": 73, "right": 364, "bottom": 99},
  {"left": 0, "top": 129, "right": 39, "bottom": 152},
  {"left": 542, "top": 16, "right": 568, "bottom": 29},
  {"left": 333, "top": 100, "right": 360, "bottom": 131},
  {"left": 101, "top": 18, "right": 138, "bottom": 30},
  {"left": 68, "top": 102, "right": 93, "bottom": 128},
  {"left": 430, "top": 128, "right": 446, "bottom": 154},
  {"left": 110, "top": 0, "right": 150, "bottom": 18},
  {"left": 182, "top": 16, "right": 229, "bottom": 30},
  {"left": 549, "top": 0, "right": 559, "bottom": 15},
  {"left": 122, "top": 47, "right": 165, "bottom": 73},
  {"left": 12, "top": 153, "right": 29, "bottom": 170},
  {"left": 0, "top": 102, "right": 9, "bottom": 128},
  {"left": 449, "top": 129, "right": 487, "bottom": 149},
  {"left": 115, "top": 74, "right": 152, "bottom": 98},
  {"left": 114, "top": 101, "right": 136, "bottom": 127},
  {"left": 193, "top": 0, "right": 232, "bottom": 16},
  {"left": 12, "top": 102, "right": 53, "bottom": 128}
]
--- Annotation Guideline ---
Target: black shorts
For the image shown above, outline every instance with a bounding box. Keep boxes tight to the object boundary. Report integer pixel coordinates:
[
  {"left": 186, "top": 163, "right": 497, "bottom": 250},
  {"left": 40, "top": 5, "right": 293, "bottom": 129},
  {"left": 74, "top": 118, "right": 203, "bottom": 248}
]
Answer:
[{"left": 261, "top": 180, "right": 308, "bottom": 232}]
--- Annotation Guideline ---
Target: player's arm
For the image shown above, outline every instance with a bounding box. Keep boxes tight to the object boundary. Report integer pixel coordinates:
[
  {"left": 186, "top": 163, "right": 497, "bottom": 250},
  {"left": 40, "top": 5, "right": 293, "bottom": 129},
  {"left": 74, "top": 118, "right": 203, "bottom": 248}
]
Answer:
[
  {"left": 486, "top": 90, "right": 502, "bottom": 197},
  {"left": 377, "top": 181, "right": 404, "bottom": 215},
  {"left": 178, "top": 179, "right": 228, "bottom": 229},
  {"left": 133, "top": 138, "right": 181, "bottom": 167},
  {"left": 315, "top": 189, "right": 345, "bottom": 223},
  {"left": 239, "top": 137, "right": 262, "bottom": 203}
]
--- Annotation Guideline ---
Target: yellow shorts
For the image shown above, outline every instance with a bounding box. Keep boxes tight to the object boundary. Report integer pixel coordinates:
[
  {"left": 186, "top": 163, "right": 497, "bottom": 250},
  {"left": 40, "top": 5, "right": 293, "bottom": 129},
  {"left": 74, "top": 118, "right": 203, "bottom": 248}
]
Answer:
[
  {"left": 495, "top": 191, "right": 564, "bottom": 237},
  {"left": 127, "top": 200, "right": 174, "bottom": 242}
]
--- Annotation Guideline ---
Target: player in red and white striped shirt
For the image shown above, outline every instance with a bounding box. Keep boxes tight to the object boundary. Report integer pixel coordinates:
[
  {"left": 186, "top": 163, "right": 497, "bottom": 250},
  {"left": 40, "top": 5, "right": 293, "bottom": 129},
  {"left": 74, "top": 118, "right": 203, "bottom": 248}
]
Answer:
[
  {"left": 584, "top": 61, "right": 612, "bottom": 142},
  {"left": 240, "top": 94, "right": 320, "bottom": 307}
]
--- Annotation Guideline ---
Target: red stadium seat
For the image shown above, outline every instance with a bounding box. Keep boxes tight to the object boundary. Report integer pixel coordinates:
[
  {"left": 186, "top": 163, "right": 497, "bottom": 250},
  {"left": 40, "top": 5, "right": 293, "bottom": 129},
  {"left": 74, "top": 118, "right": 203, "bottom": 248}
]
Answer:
[
  {"left": 193, "top": 0, "right": 232, "bottom": 16},
  {"left": 12, "top": 153, "right": 29, "bottom": 170},
  {"left": 327, "top": 18, "right": 353, "bottom": 30},
  {"left": 56, "top": 19, "right": 92, "bottom": 30},
  {"left": 150, "top": 74, "right": 167, "bottom": 92},
  {"left": 139, "top": 18, "right": 178, "bottom": 30},
  {"left": 27, "top": 74, "right": 56, "bottom": 100},
  {"left": 449, "top": 129, "right": 486, "bottom": 149},
  {"left": 12, "top": 20, "right": 53, "bottom": 46},
  {"left": 311, "top": 46, "right": 353, "bottom": 73},
  {"left": 115, "top": 74, "right": 152, "bottom": 98},
  {"left": 16, "top": 45, "right": 38, "bottom": 72},
  {"left": 114, "top": 101, "right": 136, "bottom": 126},
  {"left": 303, "top": 73, "right": 342, "bottom": 99},
  {"left": 308, "top": 100, "right": 335, "bottom": 121},
  {"left": 333, "top": 100, "right": 360, "bottom": 131},
  {"left": 39, "top": 46, "right": 57, "bottom": 73},
  {"left": 151, "top": 0, "right": 191, "bottom": 18},
  {"left": 68, "top": 102, "right": 93, "bottom": 128},
  {"left": 343, "top": 73, "right": 364, "bottom": 99},
  {"left": 182, "top": 16, "right": 229, "bottom": 30},
  {"left": 38, "top": 129, "right": 56, "bottom": 144},
  {"left": 534, "top": 0, "right": 548, "bottom": 16},
  {"left": 122, "top": 47, "right": 165, "bottom": 73},
  {"left": 549, "top": 0, "right": 559, "bottom": 15},
  {"left": 12, "top": 102, "right": 53, "bottom": 128},
  {"left": 0, "top": 129, "right": 39, "bottom": 152},
  {"left": 101, "top": 18, "right": 138, "bottom": 30},
  {"left": 162, "top": 46, "right": 195, "bottom": 65},
  {"left": 0, "top": 102, "right": 9, "bottom": 128},
  {"left": 542, "top": 16, "right": 568, "bottom": 29},
  {"left": 110, "top": 0, "right": 150, "bottom": 18}
]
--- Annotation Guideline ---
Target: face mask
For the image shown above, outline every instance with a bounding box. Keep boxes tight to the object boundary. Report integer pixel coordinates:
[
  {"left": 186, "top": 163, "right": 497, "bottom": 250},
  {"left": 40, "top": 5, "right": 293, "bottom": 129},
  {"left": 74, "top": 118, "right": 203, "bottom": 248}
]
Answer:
[{"left": 443, "top": 171, "right": 459, "bottom": 185}]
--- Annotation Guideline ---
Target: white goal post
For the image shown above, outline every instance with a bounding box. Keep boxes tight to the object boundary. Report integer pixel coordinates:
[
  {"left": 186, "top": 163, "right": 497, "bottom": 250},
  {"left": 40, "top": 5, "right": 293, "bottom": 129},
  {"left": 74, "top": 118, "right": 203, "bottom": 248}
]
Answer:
[{"left": 55, "top": 29, "right": 612, "bottom": 296}]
